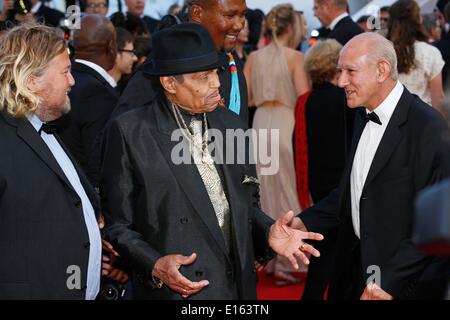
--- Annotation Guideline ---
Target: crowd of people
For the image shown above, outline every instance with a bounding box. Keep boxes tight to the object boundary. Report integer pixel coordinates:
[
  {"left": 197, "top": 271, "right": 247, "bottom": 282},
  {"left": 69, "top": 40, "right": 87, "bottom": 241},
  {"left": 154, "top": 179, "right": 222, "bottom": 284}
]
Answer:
[{"left": 0, "top": 0, "right": 449, "bottom": 300}]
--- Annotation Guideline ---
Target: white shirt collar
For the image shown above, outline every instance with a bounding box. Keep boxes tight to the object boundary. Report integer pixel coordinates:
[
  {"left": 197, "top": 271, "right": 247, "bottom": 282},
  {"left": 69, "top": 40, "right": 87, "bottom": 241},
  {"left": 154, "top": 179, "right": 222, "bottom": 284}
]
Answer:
[
  {"left": 328, "top": 12, "right": 348, "bottom": 30},
  {"left": 31, "top": 1, "right": 42, "bottom": 14},
  {"left": 366, "top": 81, "right": 404, "bottom": 125},
  {"left": 27, "top": 113, "right": 44, "bottom": 132},
  {"left": 75, "top": 59, "right": 117, "bottom": 88}
]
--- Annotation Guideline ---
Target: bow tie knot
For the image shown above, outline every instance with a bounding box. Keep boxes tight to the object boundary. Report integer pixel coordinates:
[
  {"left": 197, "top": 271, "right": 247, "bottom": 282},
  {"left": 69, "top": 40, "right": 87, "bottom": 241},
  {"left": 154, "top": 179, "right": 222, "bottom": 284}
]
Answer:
[
  {"left": 365, "top": 111, "right": 382, "bottom": 125},
  {"left": 39, "top": 123, "right": 58, "bottom": 135}
]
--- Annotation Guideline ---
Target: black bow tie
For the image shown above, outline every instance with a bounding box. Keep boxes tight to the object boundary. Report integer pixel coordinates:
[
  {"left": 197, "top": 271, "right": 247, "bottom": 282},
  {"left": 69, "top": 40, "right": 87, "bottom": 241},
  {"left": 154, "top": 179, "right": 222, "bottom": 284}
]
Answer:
[
  {"left": 39, "top": 123, "right": 58, "bottom": 135},
  {"left": 365, "top": 111, "right": 382, "bottom": 125}
]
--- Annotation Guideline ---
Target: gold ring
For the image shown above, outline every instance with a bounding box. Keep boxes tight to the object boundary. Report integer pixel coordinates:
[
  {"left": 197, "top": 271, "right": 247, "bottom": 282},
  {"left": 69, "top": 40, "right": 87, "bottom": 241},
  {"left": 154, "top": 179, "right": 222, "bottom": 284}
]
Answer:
[{"left": 300, "top": 243, "right": 306, "bottom": 252}]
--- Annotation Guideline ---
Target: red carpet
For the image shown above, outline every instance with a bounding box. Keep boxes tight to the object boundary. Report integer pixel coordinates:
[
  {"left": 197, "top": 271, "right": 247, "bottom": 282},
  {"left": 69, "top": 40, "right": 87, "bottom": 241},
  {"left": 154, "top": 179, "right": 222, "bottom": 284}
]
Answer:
[{"left": 256, "top": 271, "right": 306, "bottom": 300}]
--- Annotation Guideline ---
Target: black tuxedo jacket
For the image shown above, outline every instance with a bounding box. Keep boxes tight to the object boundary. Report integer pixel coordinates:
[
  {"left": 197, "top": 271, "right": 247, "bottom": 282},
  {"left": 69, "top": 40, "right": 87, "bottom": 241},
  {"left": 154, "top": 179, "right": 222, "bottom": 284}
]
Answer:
[
  {"left": 112, "top": 52, "right": 249, "bottom": 125},
  {"left": 300, "top": 88, "right": 450, "bottom": 299},
  {"left": 0, "top": 111, "right": 99, "bottom": 299},
  {"left": 100, "top": 95, "right": 274, "bottom": 299},
  {"left": 60, "top": 62, "right": 119, "bottom": 186},
  {"left": 323, "top": 16, "right": 363, "bottom": 45}
]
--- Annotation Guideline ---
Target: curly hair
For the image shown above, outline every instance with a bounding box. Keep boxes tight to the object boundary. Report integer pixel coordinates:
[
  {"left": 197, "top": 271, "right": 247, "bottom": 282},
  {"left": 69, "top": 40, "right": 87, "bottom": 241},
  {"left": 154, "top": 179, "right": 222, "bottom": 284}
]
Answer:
[
  {"left": 304, "top": 39, "right": 342, "bottom": 85},
  {"left": 387, "top": 0, "right": 428, "bottom": 74},
  {"left": 0, "top": 23, "right": 66, "bottom": 118}
]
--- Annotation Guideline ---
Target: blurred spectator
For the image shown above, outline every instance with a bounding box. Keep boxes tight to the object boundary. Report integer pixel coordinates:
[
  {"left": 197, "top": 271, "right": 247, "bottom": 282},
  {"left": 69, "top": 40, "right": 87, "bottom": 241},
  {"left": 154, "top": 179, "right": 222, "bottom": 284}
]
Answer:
[
  {"left": 59, "top": 14, "right": 119, "bottom": 187},
  {"left": 434, "top": 2, "right": 450, "bottom": 90},
  {"left": 379, "top": 5, "right": 390, "bottom": 31},
  {"left": 168, "top": 3, "right": 181, "bottom": 16},
  {"left": 245, "top": 8, "right": 265, "bottom": 53},
  {"left": 313, "top": 0, "right": 363, "bottom": 45},
  {"left": 13, "top": 0, "right": 36, "bottom": 24},
  {"left": 294, "top": 10, "right": 308, "bottom": 50},
  {"left": 133, "top": 35, "right": 151, "bottom": 68},
  {"left": 29, "top": 0, "right": 64, "bottom": 27},
  {"left": 124, "top": 0, "right": 159, "bottom": 34},
  {"left": 110, "top": 11, "right": 149, "bottom": 37},
  {"left": 84, "top": 0, "right": 109, "bottom": 16},
  {"left": 0, "top": 0, "right": 14, "bottom": 30},
  {"left": 244, "top": 3, "right": 309, "bottom": 285},
  {"left": 155, "top": 13, "right": 182, "bottom": 32},
  {"left": 108, "top": 27, "right": 137, "bottom": 92},
  {"left": 235, "top": 18, "right": 249, "bottom": 63},
  {"left": 423, "top": 13, "right": 442, "bottom": 42},
  {"left": 294, "top": 39, "right": 354, "bottom": 299},
  {"left": 356, "top": 15, "right": 371, "bottom": 33},
  {"left": 388, "top": 0, "right": 445, "bottom": 111}
]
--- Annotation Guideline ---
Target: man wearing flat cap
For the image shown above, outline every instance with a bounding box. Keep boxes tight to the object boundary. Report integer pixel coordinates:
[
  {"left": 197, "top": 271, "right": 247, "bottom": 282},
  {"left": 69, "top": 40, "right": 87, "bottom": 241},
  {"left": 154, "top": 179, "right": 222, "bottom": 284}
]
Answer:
[{"left": 100, "top": 23, "right": 324, "bottom": 300}]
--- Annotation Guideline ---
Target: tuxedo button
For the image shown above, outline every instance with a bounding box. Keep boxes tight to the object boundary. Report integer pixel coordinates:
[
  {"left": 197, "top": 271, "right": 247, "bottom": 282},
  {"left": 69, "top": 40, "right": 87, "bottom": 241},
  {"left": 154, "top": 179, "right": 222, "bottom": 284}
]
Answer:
[
  {"left": 361, "top": 197, "right": 368, "bottom": 200},
  {"left": 226, "top": 270, "right": 233, "bottom": 277},
  {"left": 83, "top": 242, "right": 90, "bottom": 249},
  {"left": 180, "top": 217, "right": 188, "bottom": 224},
  {"left": 248, "top": 218, "right": 252, "bottom": 224}
]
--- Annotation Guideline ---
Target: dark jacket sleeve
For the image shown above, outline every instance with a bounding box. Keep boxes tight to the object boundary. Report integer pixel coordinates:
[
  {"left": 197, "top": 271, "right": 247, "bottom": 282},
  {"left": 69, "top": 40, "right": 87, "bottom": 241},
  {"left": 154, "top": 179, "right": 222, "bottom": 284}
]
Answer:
[
  {"left": 298, "top": 186, "right": 341, "bottom": 236},
  {"left": 100, "top": 119, "right": 162, "bottom": 285}
]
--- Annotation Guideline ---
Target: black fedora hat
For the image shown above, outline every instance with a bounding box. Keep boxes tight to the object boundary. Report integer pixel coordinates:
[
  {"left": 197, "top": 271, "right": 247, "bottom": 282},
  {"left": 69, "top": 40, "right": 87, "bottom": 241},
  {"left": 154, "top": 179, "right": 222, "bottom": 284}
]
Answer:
[{"left": 145, "top": 23, "right": 228, "bottom": 76}]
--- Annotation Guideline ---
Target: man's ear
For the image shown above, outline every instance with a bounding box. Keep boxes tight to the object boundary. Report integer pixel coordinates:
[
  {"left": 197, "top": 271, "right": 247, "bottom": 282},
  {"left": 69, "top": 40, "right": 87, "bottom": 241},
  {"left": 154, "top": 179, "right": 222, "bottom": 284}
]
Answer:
[
  {"left": 377, "top": 58, "right": 391, "bottom": 83},
  {"left": 160, "top": 76, "right": 177, "bottom": 94},
  {"left": 189, "top": 4, "right": 203, "bottom": 23},
  {"left": 26, "top": 74, "right": 40, "bottom": 93}
]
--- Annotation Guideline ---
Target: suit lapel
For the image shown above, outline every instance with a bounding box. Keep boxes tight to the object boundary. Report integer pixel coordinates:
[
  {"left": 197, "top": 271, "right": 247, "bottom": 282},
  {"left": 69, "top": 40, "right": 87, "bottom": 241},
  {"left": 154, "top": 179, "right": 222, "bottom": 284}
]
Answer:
[
  {"left": 152, "top": 100, "right": 231, "bottom": 260},
  {"left": 2, "top": 113, "right": 77, "bottom": 195},
  {"left": 362, "top": 89, "right": 411, "bottom": 191},
  {"left": 55, "top": 134, "right": 100, "bottom": 215}
]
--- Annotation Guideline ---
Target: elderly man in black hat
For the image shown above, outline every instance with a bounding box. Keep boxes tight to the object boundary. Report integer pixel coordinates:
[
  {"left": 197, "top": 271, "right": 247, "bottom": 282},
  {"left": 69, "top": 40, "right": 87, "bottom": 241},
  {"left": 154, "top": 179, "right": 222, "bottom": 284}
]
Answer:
[{"left": 100, "top": 23, "right": 324, "bottom": 300}]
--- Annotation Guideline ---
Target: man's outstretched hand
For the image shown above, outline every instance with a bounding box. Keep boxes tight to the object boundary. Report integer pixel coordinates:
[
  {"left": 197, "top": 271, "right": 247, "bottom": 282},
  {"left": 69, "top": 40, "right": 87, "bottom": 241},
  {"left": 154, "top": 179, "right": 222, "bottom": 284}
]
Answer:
[{"left": 268, "top": 211, "right": 324, "bottom": 269}]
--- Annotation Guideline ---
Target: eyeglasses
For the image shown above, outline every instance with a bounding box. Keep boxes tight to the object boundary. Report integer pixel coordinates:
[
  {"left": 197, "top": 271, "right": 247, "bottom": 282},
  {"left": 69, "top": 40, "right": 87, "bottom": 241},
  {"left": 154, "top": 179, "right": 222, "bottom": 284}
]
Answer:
[
  {"left": 86, "top": 3, "right": 108, "bottom": 9},
  {"left": 119, "top": 49, "right": 137, "bottom": 56}
]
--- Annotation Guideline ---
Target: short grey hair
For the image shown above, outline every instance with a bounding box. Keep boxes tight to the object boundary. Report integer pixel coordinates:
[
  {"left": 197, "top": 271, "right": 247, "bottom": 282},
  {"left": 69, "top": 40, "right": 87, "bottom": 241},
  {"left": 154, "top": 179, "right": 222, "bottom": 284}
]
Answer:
[{"left": 348, "top": 33, "right": 398, "bottom": 81}]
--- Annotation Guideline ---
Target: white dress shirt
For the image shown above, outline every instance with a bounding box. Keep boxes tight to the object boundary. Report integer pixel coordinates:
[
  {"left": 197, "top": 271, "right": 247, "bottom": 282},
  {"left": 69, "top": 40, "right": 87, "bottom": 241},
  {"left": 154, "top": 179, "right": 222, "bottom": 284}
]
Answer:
[
  {"left": 328, "top": 12, "right": 349, "bottom": 30},
  {"left": 28, "top": 114, "right": 102, "bottom": 300},
  {"left": 75, "top": 59, "right": 117, "bottom": 88},
  {"left": 350, "top": 81, "right": 404, "bottom": 238}
]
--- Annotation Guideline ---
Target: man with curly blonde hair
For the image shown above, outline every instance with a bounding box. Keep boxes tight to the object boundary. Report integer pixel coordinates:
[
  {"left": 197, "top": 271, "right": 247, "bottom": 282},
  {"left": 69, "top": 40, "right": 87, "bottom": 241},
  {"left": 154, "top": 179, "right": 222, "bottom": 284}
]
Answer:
[{"left": 0, "top": 23, "right": 118, "bottom": 299}]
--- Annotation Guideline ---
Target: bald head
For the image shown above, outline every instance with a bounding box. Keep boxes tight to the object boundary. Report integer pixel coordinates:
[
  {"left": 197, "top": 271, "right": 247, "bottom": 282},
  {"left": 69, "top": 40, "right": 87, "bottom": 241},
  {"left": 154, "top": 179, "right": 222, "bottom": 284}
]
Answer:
[
  {"left": 343, "top": 32, "right": 398, "bottom": 80},
  {"left": 73, "top": 15, "right": 117, "bottom": 70}
]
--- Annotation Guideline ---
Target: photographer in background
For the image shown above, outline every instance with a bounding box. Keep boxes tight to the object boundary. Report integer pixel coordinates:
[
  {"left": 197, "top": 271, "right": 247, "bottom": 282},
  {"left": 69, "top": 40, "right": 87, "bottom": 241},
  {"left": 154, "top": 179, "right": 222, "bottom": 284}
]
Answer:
[{"left": 1, "top": 0, "right": 64, "bottom": 28}]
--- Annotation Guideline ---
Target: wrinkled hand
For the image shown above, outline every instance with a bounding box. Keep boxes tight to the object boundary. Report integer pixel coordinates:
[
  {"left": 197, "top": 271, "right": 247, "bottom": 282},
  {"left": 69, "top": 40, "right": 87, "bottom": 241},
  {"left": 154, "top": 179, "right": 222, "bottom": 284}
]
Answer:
[
  {"left": 152, "top": 253, "right": 209, "bottom": 298},
  {"left": 360, "top": 282, "right": 393, "bottom": 300},
  {"left": 269, "top": 211, "right": 324, "bottom": 269}
]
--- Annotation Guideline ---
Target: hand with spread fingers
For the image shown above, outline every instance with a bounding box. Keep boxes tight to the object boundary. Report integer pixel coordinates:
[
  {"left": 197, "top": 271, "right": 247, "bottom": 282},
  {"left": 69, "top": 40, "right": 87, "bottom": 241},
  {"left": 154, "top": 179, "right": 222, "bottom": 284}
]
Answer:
[
  {"left": 151, "top": 253, "right": 209, "bottom": 298},
  {"left": 268, "top": 211, "right": 324, "bottom": 269}
]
